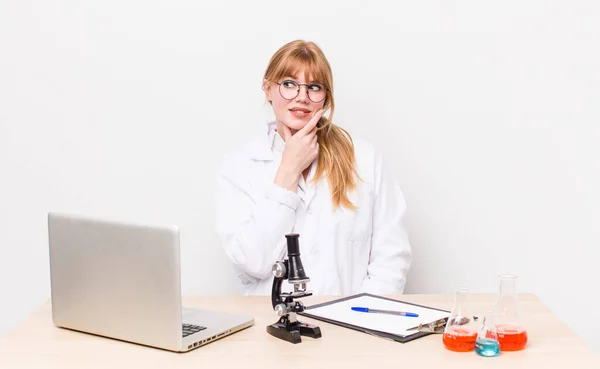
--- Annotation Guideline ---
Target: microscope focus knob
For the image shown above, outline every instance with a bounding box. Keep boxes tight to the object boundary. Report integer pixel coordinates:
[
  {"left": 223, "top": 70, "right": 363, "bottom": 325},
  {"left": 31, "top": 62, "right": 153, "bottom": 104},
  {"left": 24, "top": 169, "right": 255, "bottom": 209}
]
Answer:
[
  {"left": 274, "top": 303, "right": 288, "bottom": 316},
  {"left": 272, "top": 261, "right": 286, "bottom": 278}
]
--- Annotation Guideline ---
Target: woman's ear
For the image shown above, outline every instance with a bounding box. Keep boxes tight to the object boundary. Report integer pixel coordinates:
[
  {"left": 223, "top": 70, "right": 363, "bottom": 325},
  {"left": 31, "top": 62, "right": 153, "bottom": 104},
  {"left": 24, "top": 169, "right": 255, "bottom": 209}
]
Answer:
[{"left": 262, "top": 79, "right": 272, "bottom": 102}]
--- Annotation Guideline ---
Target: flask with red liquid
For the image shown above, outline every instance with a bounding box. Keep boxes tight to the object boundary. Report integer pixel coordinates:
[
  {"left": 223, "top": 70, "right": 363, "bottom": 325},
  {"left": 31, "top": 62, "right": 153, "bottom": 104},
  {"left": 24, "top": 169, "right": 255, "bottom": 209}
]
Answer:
[
  {"left": 494, "top": 274, "right": 528, "bottom": 351},
  {"left": 443, "top": 287, "right": 478, "bottom": 352}
]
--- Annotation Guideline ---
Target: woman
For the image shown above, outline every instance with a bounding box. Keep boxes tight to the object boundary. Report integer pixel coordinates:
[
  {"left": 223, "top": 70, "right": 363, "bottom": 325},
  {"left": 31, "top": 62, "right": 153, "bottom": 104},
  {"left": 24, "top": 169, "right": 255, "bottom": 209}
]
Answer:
[{"left": 216, "top": 40, "right": 411, "bottom": 295}]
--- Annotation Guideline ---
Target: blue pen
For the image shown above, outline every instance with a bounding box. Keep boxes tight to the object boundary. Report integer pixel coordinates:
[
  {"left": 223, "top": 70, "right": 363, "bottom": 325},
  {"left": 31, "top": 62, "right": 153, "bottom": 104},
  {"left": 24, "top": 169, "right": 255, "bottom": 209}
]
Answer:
[{"left": 351, "top": 307, "right": 419, "bottom": 317}]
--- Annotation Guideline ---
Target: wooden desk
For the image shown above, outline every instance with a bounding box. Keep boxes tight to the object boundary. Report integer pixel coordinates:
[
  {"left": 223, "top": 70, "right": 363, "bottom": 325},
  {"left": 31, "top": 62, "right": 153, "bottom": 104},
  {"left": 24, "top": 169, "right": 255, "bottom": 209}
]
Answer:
[{"left": 1, "top": 294, "right": 598, "bottom": 368}]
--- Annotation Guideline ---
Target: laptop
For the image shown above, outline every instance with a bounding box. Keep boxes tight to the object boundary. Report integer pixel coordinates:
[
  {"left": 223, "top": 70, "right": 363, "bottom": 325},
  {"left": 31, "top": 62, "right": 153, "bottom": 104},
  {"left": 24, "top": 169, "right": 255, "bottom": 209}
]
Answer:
[{"left": 47, "top": 212, "right": 254, "bottom": 352}]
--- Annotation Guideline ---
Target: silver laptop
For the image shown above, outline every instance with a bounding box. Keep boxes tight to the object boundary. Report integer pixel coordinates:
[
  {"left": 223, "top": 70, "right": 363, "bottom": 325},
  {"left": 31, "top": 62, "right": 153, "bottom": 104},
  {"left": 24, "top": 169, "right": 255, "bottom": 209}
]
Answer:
[{"left": 47, "top": 212, "right": 254, "bottom": 352}]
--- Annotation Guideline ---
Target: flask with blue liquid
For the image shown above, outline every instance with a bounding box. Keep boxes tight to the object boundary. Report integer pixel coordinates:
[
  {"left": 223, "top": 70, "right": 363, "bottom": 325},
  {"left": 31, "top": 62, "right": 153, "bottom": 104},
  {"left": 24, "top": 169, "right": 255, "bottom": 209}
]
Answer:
[{"left": 474, "top": 310, "right": 501, "bottom": 357}]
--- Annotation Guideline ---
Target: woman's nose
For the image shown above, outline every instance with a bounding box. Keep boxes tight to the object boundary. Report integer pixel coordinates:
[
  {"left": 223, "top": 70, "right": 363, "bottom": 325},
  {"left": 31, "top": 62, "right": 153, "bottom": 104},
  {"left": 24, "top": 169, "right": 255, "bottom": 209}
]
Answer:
[{"left": 295, "top": 86, "right": 310, "bottom": 102}]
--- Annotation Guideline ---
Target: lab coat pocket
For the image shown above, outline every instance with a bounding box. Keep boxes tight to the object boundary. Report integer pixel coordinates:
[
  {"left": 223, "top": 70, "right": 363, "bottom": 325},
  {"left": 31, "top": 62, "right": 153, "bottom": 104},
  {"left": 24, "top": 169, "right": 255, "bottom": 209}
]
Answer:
[
  {"left": 349, "top": 235, "right": 370, "bottom": 264},
  {"left": 345, "top": 237, "right": 370, "bottom": 293}
]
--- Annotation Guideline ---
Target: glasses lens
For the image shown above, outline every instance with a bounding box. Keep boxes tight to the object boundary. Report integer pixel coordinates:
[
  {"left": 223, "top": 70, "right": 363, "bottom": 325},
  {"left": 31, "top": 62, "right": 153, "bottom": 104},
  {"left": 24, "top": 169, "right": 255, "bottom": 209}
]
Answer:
[
  {"left": 279, "top": 80, "right": 299, "bottom": 100},
  {"left": 307, "top": 83, "right": 326, "bottom": 103}
]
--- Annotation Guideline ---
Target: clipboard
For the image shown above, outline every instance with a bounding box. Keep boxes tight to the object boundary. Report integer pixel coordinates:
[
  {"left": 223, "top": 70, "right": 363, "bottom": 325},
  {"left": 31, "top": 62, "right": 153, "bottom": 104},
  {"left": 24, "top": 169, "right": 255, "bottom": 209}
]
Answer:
[{"left": 298, "top": 293, "right": 450, "bottom": 343}]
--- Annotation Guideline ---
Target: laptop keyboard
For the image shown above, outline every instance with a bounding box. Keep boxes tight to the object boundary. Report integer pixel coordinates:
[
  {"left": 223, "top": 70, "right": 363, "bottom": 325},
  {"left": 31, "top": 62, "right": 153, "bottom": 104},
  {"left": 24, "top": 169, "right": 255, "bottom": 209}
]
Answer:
[{"left": 182, "top": 323, "right": 207, "bottom": 337}]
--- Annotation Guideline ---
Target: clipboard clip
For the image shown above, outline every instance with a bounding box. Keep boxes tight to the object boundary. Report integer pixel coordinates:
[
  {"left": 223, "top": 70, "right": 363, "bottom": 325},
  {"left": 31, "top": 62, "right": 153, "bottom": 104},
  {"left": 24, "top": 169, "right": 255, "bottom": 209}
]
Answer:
[
  {"left": 407, "top": 316, "right": 477, "bottom": 334},
  {"left": 407, "top": 317, "right": 448, "bottom": 334}
]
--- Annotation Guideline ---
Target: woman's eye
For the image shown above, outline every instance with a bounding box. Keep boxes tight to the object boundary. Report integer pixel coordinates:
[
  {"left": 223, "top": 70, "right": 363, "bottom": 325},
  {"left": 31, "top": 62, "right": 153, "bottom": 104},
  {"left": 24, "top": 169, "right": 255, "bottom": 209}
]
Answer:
[
  {"left": 282, "top": 81, "right": 297, "bottom": 89},
  {"left": 309, "top": 84, "right": 323, "bottom": 92}
]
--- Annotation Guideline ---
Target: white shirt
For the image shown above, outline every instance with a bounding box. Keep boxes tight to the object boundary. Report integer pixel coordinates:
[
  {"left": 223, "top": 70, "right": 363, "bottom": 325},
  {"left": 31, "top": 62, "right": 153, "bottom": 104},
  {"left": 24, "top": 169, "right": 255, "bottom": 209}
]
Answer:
[{"left": 215, "top": 121, "right": 411, "bottom": 296}]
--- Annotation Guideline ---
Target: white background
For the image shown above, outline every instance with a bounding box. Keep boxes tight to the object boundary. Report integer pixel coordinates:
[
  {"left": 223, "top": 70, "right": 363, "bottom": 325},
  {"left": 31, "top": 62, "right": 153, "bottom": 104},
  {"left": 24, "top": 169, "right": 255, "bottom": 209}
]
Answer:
[{"left": 1, "top": 0, "right": 599, "bottom": 354}]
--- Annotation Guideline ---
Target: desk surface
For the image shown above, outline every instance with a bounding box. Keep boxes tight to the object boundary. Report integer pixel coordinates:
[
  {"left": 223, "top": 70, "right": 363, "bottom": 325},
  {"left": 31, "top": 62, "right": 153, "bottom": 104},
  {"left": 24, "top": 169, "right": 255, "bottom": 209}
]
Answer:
[{"left": 1, "top": 293, "right": 598, "bottom": 369}]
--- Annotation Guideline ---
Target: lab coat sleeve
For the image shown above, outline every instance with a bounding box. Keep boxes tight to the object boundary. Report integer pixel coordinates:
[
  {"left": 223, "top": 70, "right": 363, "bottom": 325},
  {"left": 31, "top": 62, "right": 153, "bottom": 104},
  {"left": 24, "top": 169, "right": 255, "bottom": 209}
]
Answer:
[
  {"left": 360, "top": 151, "right": 412, "bottom": 294},
  {"left": 215, "top": 154, "right": 300, "bottom": 279}
]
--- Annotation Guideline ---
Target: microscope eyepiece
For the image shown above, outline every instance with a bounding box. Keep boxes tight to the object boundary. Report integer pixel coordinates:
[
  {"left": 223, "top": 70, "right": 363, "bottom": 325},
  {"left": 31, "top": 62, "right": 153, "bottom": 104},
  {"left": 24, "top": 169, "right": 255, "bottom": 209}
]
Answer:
[
  {"left": 285, "top": 234, "right": 309, "bottom": 284},
  {"left": 285, "top": 234, "right": 300, "bottom": 255}
]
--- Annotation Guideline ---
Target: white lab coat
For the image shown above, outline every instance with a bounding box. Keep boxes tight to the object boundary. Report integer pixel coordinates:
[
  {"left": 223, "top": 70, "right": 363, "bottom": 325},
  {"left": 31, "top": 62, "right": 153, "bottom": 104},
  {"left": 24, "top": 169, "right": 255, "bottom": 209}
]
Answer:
[{"left": 215, "top": 121, "right": 411, "bottom": 296}]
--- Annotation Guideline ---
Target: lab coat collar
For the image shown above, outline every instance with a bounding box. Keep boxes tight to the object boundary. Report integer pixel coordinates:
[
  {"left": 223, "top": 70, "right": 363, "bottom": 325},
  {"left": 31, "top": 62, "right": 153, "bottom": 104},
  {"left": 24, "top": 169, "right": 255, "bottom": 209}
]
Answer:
[{"left": 246, "top": 121, "right": 277, "bottom": 161}]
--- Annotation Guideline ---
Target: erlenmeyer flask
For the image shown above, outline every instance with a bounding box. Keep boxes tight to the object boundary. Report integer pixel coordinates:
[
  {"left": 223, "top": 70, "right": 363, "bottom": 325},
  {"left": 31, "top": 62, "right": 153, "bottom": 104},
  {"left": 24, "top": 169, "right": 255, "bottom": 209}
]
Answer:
[
  {"left": 494, "top": 274, "right": 528, "bottom": 351},
  {"left": 443, "top": 287, "right": 478, "bottom": 352},
  {"left": 475, "top": 310, "right": 500, "bottom": 357}
]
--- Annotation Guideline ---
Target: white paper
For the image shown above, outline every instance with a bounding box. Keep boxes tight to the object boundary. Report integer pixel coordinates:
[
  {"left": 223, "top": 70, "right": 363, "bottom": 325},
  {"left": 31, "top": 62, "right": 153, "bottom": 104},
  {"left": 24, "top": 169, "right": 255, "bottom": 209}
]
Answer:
[{"left": 305, "top": 295, "right": 449, "bottom": 337}]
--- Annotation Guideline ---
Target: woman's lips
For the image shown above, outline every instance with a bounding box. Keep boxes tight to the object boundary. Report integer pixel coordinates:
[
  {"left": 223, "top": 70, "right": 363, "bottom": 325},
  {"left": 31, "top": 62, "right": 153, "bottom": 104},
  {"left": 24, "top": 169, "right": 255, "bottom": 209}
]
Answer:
[{"left": 289, "top": 107, "right": 311, "bottom": 118}]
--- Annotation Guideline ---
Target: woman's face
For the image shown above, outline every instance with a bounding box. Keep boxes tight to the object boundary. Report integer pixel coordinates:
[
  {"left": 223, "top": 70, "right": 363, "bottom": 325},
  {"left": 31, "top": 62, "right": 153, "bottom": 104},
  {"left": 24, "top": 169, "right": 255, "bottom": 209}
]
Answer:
[{"left": 264, "top": 70, "right": 326, "bottom": 132}]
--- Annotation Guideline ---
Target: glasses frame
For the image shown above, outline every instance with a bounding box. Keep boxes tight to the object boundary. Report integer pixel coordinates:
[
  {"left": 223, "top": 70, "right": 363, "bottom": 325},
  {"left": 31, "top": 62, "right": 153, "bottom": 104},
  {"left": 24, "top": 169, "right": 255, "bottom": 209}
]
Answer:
[{"left": 275, "top": 79, "right": 328, "bottom": 103}]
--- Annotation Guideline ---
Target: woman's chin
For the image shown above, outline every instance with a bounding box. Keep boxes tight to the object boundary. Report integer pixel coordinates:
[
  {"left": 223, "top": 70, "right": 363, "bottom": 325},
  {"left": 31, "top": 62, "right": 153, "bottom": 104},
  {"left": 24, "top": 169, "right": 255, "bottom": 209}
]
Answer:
[{"left": 284, "top": 116, "right": 309, "bottom": 131}]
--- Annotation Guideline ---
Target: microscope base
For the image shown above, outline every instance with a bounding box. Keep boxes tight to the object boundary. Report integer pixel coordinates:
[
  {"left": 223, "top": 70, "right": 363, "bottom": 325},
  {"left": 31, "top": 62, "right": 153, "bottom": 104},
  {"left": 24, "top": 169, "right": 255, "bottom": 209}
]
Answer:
[{"left": 266, "top": 318, "right": 322, "bottom": 344}]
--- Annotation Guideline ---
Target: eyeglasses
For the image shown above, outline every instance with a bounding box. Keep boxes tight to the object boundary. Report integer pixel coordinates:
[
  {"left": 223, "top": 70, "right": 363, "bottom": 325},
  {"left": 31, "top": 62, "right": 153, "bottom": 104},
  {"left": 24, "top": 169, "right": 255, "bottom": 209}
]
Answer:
[{"left": 275, "top": 80, "right": 328, "bottom": 103}]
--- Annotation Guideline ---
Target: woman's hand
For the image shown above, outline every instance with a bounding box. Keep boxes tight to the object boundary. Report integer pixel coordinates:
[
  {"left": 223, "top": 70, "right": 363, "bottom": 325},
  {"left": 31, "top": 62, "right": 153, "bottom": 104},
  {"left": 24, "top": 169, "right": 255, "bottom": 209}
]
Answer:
[{"left": 274, "top": 109, "right": 323, "bottom": 191}]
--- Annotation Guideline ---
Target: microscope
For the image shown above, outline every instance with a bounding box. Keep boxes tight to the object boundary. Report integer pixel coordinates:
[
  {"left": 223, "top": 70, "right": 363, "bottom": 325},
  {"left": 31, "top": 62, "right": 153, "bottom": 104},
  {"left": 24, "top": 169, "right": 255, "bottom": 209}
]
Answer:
[{"left": 266, "top": 233, "right": 322, "bottom": 344}]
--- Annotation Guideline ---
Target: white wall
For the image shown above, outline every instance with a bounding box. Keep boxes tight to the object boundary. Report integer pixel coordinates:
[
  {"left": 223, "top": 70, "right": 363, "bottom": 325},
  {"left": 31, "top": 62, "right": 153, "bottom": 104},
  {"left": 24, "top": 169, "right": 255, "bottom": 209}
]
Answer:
[{"left": 1, "top": 0, "right": 599, "bottom": 354}]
